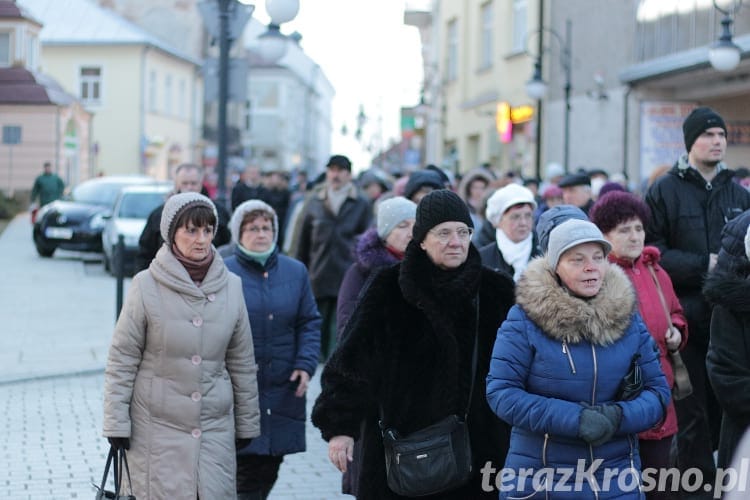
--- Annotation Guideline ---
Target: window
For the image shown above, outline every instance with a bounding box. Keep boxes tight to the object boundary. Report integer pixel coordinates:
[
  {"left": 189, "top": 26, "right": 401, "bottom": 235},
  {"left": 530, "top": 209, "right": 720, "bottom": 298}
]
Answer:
[
  {"left": 480, "top": 2, "right": 493, "bottom": 69},
  {"left": 149, "top": 70, "right": 157, "bottom": 112},
  {"left": 446, "top": 19, "right": 458, "bottom": 82},
  {"left": 80, "top": 66, "right": 102, "bottom": 105},
  {"left": 512, "top": 0, "right": 527, "bottom": 53},
  {"left": 178, "top": 78, "right": 186, "bottom": 118},
  {"left": 27, "top": 34, "right": 38, "bottom": 70},
  {"left": 164, "top": 74, "right": 173, "bottom": 115},
  {"left": 0, "top": 32, "right": 10, "bottom": 67}
]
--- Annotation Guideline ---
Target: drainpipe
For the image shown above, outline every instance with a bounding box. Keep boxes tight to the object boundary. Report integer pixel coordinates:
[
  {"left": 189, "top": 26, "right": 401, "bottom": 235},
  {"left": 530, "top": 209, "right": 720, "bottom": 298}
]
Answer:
[
  {"left": 622, "top": 85, "right": 632, "bottom": 182},
  {"left": 140, "top": 46, "right": 149, "bottom": 175}
]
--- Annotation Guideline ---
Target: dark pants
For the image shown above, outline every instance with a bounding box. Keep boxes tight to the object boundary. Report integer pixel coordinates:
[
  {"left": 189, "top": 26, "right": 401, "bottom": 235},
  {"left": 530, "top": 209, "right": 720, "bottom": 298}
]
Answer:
[
  {"left": 316, "top": 297, "right": 337, "bottom": 361},
  {"left": 674, "top": 329, "right": 721, "bottom": 500},
  {"left": 236, "top": 454, "right": 284, "bottom": 499},
  {"left": 640, "top": 436, "right": 680, "bottom": 500}
]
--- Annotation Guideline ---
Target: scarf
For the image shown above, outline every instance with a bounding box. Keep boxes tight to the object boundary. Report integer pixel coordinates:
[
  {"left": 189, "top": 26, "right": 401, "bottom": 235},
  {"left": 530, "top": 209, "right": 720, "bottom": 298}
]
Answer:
[
  {"left": 171, "top": 244, "right": 215, "bottom": 285},
  {"left": 385, "top": 244, "right": 405, "bottom": 261},
  {"left": 495, "top": 229, "right": 532, "bottom": 282},
  {"left": 327, "top": 182, "right": 351, "bottom": 215},
  {"left": 237, "top": 243, "right": 276, "bottom": 266}
]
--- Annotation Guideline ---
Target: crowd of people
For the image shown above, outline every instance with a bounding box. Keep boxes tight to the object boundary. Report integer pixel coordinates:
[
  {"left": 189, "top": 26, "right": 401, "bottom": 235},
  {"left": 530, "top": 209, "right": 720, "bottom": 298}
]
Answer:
[{"left": 100, "top": 106, "right": 750, "bottom": 499}]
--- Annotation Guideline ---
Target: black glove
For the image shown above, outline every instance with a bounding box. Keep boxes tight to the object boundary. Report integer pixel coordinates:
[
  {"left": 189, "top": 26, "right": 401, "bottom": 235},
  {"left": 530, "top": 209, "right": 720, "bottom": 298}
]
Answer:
[
  {"left": 235, "top": 438, "right": 252, "bottom": 451},
  {"left": 578, "top": 403, "right": 616, "bottom": 447},
  {"left": 107, "top": 437, "right": 130, "bottom": 450}
]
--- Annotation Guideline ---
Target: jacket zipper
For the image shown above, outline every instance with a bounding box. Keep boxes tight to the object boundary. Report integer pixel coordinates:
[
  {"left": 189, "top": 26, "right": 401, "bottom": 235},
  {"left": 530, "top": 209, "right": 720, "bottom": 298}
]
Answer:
[
  {"left": 590, "top": 344, "right": 599, "bottom": 500},
  {"left": 562, "top": 341, "right": 576, "bottom": 374}
]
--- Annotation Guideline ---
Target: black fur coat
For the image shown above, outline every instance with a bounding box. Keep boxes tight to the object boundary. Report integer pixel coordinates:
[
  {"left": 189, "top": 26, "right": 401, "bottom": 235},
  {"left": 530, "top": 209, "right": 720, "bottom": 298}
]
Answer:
[{"left": 311, "top": 242, "right": 515, "bottom": 499}]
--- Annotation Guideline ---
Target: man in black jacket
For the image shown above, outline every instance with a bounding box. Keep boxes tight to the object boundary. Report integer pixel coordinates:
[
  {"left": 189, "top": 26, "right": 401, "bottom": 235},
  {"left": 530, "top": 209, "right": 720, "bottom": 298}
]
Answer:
[
  {"left": 288, "top": 155, "right": 371, "bottom": 361},
  {"left": 645, "top": 107, "right": 750, "bottom": 499},
  {"left": 134, "top": 163, "right": 231, "bottom": 273}
]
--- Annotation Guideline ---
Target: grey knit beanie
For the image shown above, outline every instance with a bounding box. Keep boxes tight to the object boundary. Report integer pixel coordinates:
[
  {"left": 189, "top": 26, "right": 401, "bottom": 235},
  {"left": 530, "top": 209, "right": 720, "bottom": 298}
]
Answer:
[
  {"left": 230, "top": 199, "right": 278, "bottom": 246},
  {"left": 376, "top": 196, "right": 417, "bottom": 240},
  {"left": 160, "top": 192, "right": 218, "bottom": 244},
  {"left": 547, "top": 219, "right": 611, "bottom": 271}
]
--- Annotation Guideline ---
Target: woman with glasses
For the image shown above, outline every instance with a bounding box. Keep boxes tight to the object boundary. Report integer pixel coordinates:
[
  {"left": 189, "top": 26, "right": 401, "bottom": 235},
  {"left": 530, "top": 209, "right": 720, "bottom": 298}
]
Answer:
[
  {"left": 312, "top": 190, "right": 516, "bottom": 499},
  {"left": 479, "top": 183, "right": 540, "bottom": 282},
  {"left": 224, "top": 200, "right": 321, "bottom": 500}
]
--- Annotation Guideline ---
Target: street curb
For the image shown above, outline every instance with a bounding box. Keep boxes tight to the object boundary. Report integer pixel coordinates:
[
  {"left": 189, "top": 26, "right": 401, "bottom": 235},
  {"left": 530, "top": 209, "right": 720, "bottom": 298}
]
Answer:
[{"left": 0, "top": 367, "right": 105, "bottom": 386}]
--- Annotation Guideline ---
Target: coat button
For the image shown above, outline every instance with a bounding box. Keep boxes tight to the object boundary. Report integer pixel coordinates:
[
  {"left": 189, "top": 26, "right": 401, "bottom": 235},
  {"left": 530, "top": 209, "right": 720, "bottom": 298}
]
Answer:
[
  {"left": 267, "top": 408, "right": 271, "bottom": 415},
  {"left": 268, "top": 313, "right": 273, "bottom": 320},
  {"left": 191, "top": 429, "right": 202, "bottom": 438},
  {"left": 263, "top": 272, "right": 269, "bottom": 279},
  {"left": 207, "top": 293, "right": 216, "bottom": 302},
  {"left": 191, "top": 355, "right": 202, "bottom": 365},
  {"left": 192, "top": 316, "right": 203, "bottom": 327},
  {"left": 191, "top": 391, "right": 202, "bottom": 402}
]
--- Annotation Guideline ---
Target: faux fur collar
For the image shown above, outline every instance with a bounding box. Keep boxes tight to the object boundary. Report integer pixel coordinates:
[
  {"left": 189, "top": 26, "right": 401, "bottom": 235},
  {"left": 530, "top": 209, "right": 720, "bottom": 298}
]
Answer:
[
  {"left": 515, "top": 257, "right": 636, "bottom": 345},
  {"left": 355, "top": 228, "right": 399, "bottom": 271}
]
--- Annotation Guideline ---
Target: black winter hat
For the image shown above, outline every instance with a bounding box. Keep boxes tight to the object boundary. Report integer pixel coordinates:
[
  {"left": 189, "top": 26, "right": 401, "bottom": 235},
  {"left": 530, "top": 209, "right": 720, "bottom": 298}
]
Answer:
[
  {"left": 412, "top": 190, "right": 473, "bottom": 243},
  {"left": 404, "top": 170, "right": 445, "bottom": 201},
  {"left": 558, "top": 172, "right": 591, "bottom": 188},
  {"left": 683, "top": 107, "right": 727, "bottom": 153},
  {"left": 326, "top": 154, "right": 352, "bottom": 171}
]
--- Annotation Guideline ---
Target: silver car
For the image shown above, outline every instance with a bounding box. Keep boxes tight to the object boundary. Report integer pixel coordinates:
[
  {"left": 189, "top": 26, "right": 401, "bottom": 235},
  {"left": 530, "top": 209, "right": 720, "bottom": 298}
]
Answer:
[{"left": 102, "top": 183, "right": 172, "bottom": 275}]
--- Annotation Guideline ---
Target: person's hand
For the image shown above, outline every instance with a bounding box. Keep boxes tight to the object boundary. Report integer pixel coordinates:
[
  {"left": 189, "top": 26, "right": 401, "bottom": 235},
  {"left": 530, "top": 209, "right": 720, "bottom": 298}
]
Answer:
[
  {"left": 235, "top": 438, "right": 252, "bottom": 451},
  {"left": 708, "top": 253, "right": 718, "bottom": 272},
  {"left": 665, "top": 326, "right": 682, "bottom": 352},
  {"left": 328, "top": 435, "right": 354, "bottom": 472},
  {"left": 107, "top": 437, "right": 130, "bottom": 450},
  {"left": 290, "top": 369, "right": 310, "bottom": 397}
]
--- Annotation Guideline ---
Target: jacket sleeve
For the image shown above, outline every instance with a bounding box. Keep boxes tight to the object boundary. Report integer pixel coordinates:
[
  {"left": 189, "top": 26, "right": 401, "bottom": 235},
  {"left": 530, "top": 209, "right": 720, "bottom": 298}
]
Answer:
[
  {"left": 707, "top": 305, "right": 750, "bottom": 423},
  {"left": 311, "top": 276, "right": 381, "bottom": 442},
  {"left": 226, "top": 277, "right": 260, "bottom": 439},
  {"left": 291, "top": 203, "right": 312, "bottom": 267},
  {"left": 616, "top": 314, "right": 671, "bottom": 435},
  {"left": 336, "top": 264, "right": 363, "bottom": 341},
  {"left": 293, "top": 268, "right": 322, "bottom": 377},
  {"left": 135, "top": 207, "right": 163, "bottom": 273},
  {"left": 645, "top": 184, "right": 709, "bottom": 288},
  {"left": 103, "top": 276, "right": 148, "bottom": 437},
  {"left": 486, "top": 307, "right": 585, "bottom": 438}
]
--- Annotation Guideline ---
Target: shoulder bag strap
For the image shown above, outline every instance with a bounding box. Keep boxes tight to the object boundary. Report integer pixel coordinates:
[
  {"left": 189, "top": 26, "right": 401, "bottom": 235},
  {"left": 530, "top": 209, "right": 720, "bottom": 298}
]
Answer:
[
  {"left": 95, "top": 445, "right": 117, "bottom": 498},
  {"left": 646, "top": 264, "right": 674, "bottom": 329},
  {"left": 118, "top": 448, "right": 134, "bottom": 497}
]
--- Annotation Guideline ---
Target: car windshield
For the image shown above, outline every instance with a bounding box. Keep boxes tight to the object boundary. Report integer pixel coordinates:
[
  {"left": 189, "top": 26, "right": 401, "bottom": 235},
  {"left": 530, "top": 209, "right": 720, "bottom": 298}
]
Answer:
[
  {"left": 71, "top": 181, "right": 131, "bottom": 207},
  {"left": 118, "top": 192, "right": 166, "bottom": 219}
]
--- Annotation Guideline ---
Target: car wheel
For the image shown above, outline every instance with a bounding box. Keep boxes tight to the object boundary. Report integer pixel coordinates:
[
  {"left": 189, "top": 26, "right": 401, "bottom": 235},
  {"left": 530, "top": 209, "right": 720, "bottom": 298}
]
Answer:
[{"left": 33, "top": 231, "right": 56, "bottom": 257}]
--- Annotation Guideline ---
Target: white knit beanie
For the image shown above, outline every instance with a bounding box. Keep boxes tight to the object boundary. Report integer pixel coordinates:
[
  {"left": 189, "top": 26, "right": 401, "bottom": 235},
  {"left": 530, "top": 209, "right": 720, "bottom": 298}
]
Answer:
[
  {"left": 160, "top": 192, "right": 218, "bottom": 243},
  {"left": 376, "top": 196, "right": 417, "bottom": 239},
  {"left": 485, "top": 184, "right": 537, "bottom": 225},
  {"left": 230, "top": 199, "right": 278, "bottom": 245}
]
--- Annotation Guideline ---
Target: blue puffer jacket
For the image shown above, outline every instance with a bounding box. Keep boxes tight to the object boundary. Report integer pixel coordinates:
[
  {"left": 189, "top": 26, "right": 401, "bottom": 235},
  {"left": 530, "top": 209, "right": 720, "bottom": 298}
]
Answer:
[
  {"left": 486, "top": 257, "right": 670, "bottom": 499},
  {"left": 225, "top": 247, "right": 321, "bottom": 456}
]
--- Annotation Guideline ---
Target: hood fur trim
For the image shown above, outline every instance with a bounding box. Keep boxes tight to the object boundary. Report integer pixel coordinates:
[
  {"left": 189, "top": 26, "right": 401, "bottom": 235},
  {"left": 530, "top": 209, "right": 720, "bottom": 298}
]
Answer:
[{"left": 516, "top": 257, "right": 636, "bottom": 345}]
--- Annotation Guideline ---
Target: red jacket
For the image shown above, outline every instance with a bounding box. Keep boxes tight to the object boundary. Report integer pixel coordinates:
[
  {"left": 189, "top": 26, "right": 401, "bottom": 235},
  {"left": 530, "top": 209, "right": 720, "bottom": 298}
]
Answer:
[{"left": 609, "top": 246, "right": 688, "bottom": 440}]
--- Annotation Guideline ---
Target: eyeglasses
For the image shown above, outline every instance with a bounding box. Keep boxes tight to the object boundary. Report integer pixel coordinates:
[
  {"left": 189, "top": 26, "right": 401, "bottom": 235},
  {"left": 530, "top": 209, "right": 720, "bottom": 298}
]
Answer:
[
  {"left": 428, "top": 227, "right": 473, "bottom": 243},
  {"left": 245, "top": 226, "right": 273, "bottom": 234}
]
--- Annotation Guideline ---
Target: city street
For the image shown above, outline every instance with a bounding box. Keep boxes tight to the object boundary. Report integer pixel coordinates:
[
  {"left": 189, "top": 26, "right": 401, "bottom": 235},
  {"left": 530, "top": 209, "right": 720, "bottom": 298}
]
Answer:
[{"left": 0, "top": 214, "right": 347, "bottom": 499}]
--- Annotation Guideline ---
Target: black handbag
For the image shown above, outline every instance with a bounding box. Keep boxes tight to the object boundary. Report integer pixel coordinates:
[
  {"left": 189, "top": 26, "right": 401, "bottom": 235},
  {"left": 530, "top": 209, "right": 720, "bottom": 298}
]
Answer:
[
  {"left": 617, "top": 353, "right": 643, "bottom": 401},
  {"left": 94, "top": 445, "right": 136, "bottom": 500},
  {"left": 378, "top": 298, "right": 479, "bottom": 497}
]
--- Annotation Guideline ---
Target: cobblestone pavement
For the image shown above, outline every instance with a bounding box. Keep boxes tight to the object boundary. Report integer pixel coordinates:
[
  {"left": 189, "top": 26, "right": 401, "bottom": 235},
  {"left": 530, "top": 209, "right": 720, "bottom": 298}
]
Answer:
[{"left": 0, "top": 215, "right": 348, "bottom": 499}]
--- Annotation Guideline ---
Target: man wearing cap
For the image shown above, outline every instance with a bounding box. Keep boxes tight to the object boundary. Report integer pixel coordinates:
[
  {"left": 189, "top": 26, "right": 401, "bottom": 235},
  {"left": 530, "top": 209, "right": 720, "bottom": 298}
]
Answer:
[
  {"left": 289, "top": 155, "right": 371, "bottom": 361},
  {"left": 645, "top": 106, "right": 750, "bottom": 498},
  {"left": 479, "top": 184, "right": 540, "bottom": 282},
  {"left": 558, "top": 172, "right": 595, "bottom": 215}
]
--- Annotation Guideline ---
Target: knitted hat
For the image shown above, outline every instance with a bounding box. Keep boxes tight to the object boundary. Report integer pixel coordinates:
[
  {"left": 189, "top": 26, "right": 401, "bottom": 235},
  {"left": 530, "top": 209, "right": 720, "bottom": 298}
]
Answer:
[
  {"left": 683, "top": 107, "right": 727, "bottom": 153},
  {"left": 376, "top": 196, "right": 417, "bottom": 239},
  {"left": 541, "top": 184, "right": 563, "bottom": 200},
  {"left": 547, "top": 219, "right": 611, "bottom": 271},
  {"left": 404, "top": 170, "right": 445, "bottom": 201},
  {"left": 326, "top": 154, "right": 352, "bottom": 171},
  {"left": 160, "top": 192, "right": 218, "bottom": 244},
  {"left": 535, "top": 204, "right": 588, "bottom": 254},
  {"left": 412, "top": 190, "right": 473, "bottom": 243},
  {"left": 589, "top": 191, "right": 650, "bottom": 234},
  {"left": 597, "top": 181, "right": 626, "bottom": 198},
  {"left": 485, "top": 184, "right": 537, "bottom": 225},
  {"left": 230, "top": 199, "right": 278, "bottom": 246}
]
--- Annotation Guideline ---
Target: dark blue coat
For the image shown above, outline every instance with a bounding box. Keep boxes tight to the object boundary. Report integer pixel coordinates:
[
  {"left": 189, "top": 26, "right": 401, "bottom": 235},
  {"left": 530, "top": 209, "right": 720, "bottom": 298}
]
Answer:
[
  {"left": 486, "top": 258, "right": 670, "bottom": 499},
  {"left": 225, "top": 247, "right": 321, "bottom": 456}
]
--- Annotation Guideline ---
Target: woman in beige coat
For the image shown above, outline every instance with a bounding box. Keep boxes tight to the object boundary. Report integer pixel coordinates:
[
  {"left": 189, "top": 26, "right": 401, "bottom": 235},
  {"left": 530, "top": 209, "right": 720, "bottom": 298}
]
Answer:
[{"left": 103, "top": 192, "right": 260, "bottom": 499}]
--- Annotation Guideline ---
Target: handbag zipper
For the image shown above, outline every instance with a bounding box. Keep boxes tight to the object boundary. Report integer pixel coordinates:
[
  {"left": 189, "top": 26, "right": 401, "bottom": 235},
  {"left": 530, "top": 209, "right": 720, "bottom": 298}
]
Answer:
[{"left": 562, "top": 341, "right": 576, "bottom": 374}]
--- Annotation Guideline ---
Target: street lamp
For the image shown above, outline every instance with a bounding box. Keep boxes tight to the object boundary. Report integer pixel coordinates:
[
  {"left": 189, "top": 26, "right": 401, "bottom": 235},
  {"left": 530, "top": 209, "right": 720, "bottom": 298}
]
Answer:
[
  {"left": 709, "top": 0, "right": 743, "bottom": 71},
  {"left": 525, "top": 19, "right": 572, "bottom": 176},
  {"left": 214, "top": 0, "right": 299, "bottom": 208}
]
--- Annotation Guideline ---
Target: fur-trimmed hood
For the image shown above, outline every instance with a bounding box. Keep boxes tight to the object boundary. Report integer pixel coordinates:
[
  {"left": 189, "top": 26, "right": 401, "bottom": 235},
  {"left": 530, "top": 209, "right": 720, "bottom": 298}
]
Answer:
[
  {"left": 516, "top": 256, "right": 636, "bottom": 345},
  {"left": 354, "top": 227, "right": 400, "bottom": 271}
]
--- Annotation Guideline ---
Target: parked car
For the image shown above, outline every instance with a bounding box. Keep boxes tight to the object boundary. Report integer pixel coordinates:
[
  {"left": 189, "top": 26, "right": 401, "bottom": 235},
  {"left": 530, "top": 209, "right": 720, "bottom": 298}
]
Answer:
[
  {"left": 102, "top": 183, "right": 172, "bottom": 275},
  {"left": 33, "top": 176, "right": 159, "bottom": 257}
]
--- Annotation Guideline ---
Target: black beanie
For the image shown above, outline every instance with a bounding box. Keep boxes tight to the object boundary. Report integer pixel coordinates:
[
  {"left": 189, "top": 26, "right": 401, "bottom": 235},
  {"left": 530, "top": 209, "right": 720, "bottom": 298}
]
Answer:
[
  {"left": 683, "top": 107, "right": 727, "bottom": 153},
  {"left": 412, "top": 190, "right": 473, "bottom": 243}
]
